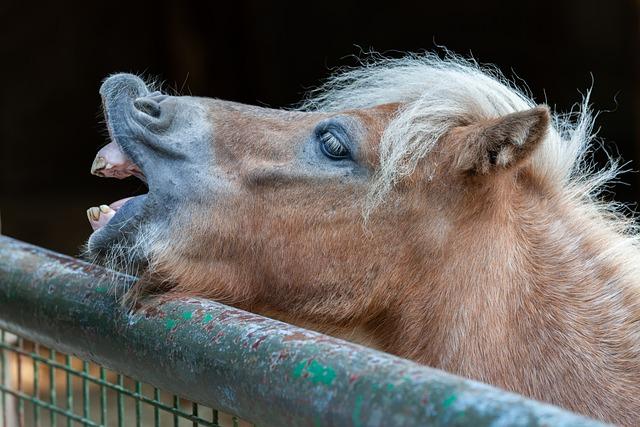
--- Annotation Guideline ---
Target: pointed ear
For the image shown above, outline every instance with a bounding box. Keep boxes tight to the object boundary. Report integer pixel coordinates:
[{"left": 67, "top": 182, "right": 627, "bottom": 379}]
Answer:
[{"left": 456, "top": 106, "right": 550, "bottom": 174}]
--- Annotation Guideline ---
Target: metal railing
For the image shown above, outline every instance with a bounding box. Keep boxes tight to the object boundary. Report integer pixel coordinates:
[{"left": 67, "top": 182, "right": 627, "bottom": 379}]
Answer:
[{"left": 0, "top": 236, "right": 606, "bottom": 426}]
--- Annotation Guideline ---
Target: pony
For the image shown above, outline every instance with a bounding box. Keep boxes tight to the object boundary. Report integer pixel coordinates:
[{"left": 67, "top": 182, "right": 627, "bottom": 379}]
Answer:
[{"left": 86, "top": 53, "right": 640, "bottom": 425}]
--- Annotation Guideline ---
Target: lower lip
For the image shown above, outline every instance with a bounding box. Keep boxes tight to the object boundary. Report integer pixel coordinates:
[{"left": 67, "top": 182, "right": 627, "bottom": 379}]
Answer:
[
  {"left": 89, "top": 195, "right": 146, "bottom": 233},
  {"left": 110, "top": 197, "right": 135, "bottom": 211},
  {"left": 87, "top": 194, "right": 148, "bottom": 253}
]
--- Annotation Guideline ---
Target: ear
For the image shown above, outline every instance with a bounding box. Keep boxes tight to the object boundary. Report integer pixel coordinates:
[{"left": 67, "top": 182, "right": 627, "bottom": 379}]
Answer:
[{"left": 456, "top": 106, "right": 550, "bottom": 174}]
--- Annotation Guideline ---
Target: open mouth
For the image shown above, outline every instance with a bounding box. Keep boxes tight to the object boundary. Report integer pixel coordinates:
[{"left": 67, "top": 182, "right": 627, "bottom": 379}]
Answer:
[
  {"left": 87, "top": 72, "right": 205, "bottom": 256},
  {"left": 87, "top": 140, "right": 147, "bottom": 231},
  {"left": 86, "top": 73, "right": 159, "bottom": 255}
]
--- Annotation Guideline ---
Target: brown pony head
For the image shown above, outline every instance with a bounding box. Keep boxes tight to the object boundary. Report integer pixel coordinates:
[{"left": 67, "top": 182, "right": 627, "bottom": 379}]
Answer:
[
  {"left": 87, "top": 55, "right": 640, "bottom": 425},
  {"left": 87, "top": 61, "right": 549, "bottom": 326}
]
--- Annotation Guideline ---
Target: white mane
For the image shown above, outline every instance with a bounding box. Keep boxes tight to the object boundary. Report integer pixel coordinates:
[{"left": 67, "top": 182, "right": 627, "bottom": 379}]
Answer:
[{"left": 300, "top": 53, "right": 619, "bottom": 216}]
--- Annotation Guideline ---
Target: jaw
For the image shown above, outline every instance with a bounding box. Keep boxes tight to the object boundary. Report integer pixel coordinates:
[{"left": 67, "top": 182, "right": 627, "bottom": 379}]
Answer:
[
  {"left": 86, "top": 74, "right": 217, "bottom": 270},
  {"left": 87, "top": 195, "right": 150, "bottom": 257},
  {"left": 86, "top": 74, "right": 163, "bottom": 264}
]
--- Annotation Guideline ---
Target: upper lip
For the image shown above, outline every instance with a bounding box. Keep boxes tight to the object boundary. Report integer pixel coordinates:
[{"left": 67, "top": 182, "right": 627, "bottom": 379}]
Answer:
[
  {"left": 99, "top": 74, "right": 151, "bottom": 175},
  {"left": 90, "top": 141, "right": 147, "bottom": 182},
  {"left": 93, "top": 75, "right": 153, "bottom": 190},
  {"left": 87, "top": 74, "right": 154, "bottom": 239}
]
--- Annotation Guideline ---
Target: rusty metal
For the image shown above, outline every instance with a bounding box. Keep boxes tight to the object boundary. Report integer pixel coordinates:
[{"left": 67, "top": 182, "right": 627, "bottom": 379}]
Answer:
[{"left": 0, "top": 235, "right": 606, "bottom": 426}]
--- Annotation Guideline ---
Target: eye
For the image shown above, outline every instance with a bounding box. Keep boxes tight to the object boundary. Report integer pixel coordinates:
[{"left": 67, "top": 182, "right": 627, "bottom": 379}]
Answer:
[{"left": 319, "top": 131, "right": 350, "bottom": 160}]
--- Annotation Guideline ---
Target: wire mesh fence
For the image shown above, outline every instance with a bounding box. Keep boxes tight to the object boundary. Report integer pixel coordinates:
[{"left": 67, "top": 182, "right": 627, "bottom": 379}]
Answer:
[{"left": 0, "top": 329, "right": 252, "bottom": 427}]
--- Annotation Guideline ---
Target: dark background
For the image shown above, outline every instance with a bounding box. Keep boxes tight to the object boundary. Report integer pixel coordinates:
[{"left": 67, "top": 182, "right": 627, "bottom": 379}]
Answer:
[{"left": 1, "top": 1, "right": 638, "bottom": 255}]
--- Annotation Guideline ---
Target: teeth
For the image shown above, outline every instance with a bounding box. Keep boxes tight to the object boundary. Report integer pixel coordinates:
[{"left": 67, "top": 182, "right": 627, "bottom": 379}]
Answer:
[
  {"left": 90, "top": 156, "right": 107, "bottom": 175},
  {"left": 87, "top": 204, "right": 117, "bottom": 231},
  {"left": 87, "top": 207, "right": 101, "bottom": 221},
  {"left": 90, "top": 157, "right": 117, "bottom": 175}
]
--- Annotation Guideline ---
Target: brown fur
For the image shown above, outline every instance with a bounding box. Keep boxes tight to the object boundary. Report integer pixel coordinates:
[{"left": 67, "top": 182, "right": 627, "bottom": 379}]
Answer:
[{"left": 136, "top": 100, "right": 639, "bottom": 425}]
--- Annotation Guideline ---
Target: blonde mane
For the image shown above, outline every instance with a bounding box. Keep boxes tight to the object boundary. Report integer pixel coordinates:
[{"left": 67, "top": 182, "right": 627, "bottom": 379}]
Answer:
[{"left": 302, "top": 54, "right": 612, "bottom": 204}]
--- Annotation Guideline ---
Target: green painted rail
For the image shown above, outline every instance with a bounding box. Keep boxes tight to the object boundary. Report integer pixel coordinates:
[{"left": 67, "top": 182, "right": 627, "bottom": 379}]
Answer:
[{"left": 0, "top": 235, "right": 607, "bottom": 426}]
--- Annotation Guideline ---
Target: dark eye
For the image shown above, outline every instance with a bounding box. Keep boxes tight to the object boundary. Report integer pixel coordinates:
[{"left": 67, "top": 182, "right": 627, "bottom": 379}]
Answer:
[{"left": 319, "top": 131, "right": 350, "bottom": 160}]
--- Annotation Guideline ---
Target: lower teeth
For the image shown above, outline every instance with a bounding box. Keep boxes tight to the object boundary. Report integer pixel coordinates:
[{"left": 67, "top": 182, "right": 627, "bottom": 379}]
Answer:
[{"left": 87, "top": 204, "right": 117, "bottom": 230}]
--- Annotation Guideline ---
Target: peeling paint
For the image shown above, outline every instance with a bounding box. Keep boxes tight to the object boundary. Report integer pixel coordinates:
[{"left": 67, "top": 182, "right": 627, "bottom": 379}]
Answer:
[
  {"left": 283, "top": 331, "right": 312, "bottom": 342},
  {"left": 352, "top": 395, "right": 364, "bottom": 427},
  {"left": 293, "top": 359, "right": 337, "bottom": 386},
  {"left": 443, "top": 393, "right": 457, "bottom": 409},
  {"left": 251, "top": 335, "right": 267, "bottom": 350}
]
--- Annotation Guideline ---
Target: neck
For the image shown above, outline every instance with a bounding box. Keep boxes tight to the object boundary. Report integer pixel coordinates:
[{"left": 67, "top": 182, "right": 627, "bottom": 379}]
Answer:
[{"left": 379, "top": 175, "right": 640, "bottom": 424}]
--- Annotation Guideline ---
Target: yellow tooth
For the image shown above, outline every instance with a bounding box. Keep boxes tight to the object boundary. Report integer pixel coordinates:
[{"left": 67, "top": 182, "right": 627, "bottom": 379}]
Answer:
[
  {"left": 99, "top": 205, "right": 111, "bottom": 213},
  {"left": 90, "top": 156, "right": 107, "bottom": 175},
  {"left": 87, "top": 207, "right": 100, "bottom": 221}
]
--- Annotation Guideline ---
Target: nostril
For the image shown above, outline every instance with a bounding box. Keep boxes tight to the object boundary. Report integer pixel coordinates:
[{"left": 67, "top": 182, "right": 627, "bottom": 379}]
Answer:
[{"left": 134, "top": 98, "right": 161, "bottom": 118}]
